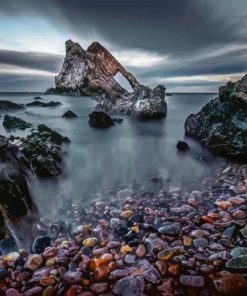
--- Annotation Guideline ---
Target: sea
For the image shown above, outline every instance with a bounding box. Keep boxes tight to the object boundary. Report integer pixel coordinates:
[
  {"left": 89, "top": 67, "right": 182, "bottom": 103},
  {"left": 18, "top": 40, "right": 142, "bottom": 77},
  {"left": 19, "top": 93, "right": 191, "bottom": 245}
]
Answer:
[{"left": 0, "top": 93, "right": 225, "bottom": 218}]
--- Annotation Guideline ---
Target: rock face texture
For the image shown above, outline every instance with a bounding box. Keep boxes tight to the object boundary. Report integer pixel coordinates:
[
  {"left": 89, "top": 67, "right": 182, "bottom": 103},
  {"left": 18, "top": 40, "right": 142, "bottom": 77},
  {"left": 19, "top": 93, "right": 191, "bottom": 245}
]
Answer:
[
  {"left": 47, "top": 40, "right": 167, "bottom": 118},
  {"left": 185, "top": 73, "right": 247, "bottom": 161}
]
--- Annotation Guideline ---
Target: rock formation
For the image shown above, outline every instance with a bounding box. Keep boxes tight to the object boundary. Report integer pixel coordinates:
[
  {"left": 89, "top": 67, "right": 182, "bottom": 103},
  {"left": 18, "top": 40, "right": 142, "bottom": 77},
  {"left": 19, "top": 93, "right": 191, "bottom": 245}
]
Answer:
[
  {"left": 47, "top": 40, "right": 167, "bottom": 118},
  {"left": 3, "top": 114, "right": 32, "bottom": 130},
  {"left": 185, "top": 73, "right": 247, "bottom": 161}
]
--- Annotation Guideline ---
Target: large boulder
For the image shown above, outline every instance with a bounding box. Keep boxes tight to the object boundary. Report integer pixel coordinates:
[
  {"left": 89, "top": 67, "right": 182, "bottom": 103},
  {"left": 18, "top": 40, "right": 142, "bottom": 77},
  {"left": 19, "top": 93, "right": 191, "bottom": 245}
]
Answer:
[
  {"left": 185, "top": 73, "right": 247, "bottom": 161},
  {"left": 47, "top": 40, "right": 167, "bottom": 118}
]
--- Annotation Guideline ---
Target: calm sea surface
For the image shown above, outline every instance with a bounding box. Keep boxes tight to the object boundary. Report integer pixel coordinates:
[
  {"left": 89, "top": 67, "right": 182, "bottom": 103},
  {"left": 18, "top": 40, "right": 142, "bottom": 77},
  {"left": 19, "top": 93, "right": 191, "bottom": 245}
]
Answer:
[{"left": 0, "top": 93, "right": 225, "bottom": 217}]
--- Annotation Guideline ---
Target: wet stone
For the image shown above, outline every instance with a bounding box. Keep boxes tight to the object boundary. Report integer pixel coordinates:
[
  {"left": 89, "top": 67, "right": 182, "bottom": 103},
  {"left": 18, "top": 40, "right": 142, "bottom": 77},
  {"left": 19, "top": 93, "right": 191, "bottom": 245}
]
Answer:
[
  {"left": 193, "top": 237, "right": 209, "bottom": 248},
  {"left": 123, "top": 254, "right": 136, "bottom": 265},
  {"left": 231, "top": 247, "right": 247, "bottom": 258},
  {"left": 90, "top": 282, "right": 109, "bottom": 294},
  {"left": 226, "top": 255, "right": 247, "bottom": 271},
  {"left": 214, "top": 274, "right": 247, "bottom": 293},
  {"left": 157, "top": 249, "right": 174, "bottom": 261},
  {"left": 112, "top": 275, "right": 145, "bottom": 296},
  {"left": 143, "top": 267, "right": 161, "bottom": 284},
  {"left": 25, "top": 254, "right": 43, "bottom": 271},
  {"left": 158, "top": 223, "right": 181, "bottom": 236},
  {"left": 179, "top": 275, "right": 205, "bottom": 288},
  {"left": 6, "top": 289, "right": 21, "bottom": 296},
  {"left": 136, "top": 244, "right": 146, "bottom": 258},
  {"left": 82, "top": 237, "right": 98, "bottom": 247}
]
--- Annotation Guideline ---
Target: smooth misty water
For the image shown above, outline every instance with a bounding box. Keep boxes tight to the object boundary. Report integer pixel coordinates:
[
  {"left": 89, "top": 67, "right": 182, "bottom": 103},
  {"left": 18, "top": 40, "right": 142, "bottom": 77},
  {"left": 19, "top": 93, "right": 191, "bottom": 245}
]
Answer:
[{"left": 0, "top": 93, "right": 225, "bottom": 218}]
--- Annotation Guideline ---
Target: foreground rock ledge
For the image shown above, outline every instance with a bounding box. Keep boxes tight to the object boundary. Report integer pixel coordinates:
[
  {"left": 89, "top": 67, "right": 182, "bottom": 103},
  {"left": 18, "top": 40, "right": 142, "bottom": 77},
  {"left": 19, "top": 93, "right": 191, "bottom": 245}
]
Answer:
[
  {"left": 185, "top": 73, "right": 247, "bottom": 161},
  {"left": 46, "top": 39, "right": 167, "bottom": 118}
]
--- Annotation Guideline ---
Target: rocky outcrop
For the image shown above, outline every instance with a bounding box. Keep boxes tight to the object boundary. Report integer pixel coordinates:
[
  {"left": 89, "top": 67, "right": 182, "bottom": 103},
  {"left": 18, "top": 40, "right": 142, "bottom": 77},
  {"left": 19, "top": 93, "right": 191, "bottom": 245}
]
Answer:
[
  {"left": 185, "top": 73, "right": 247, "bottom": 161},
  {"left": 49, "top": 40, "right": 139, "bottom": 96},
  {"left": 47, "top": 40, "right": 167, "bottom": 118},
  {"left": 3, "top": 114, "right": 32, "bottom": 130},
  {"left": 0, "top": 136, "right": 37, "bottom": 244}
]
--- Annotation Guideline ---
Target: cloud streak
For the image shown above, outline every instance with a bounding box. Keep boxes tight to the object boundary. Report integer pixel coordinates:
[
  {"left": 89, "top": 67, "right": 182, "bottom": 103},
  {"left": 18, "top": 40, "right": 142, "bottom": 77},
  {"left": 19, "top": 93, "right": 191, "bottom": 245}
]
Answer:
[{"left": 0, "top": 0, "right": 247, "bottom": 92}]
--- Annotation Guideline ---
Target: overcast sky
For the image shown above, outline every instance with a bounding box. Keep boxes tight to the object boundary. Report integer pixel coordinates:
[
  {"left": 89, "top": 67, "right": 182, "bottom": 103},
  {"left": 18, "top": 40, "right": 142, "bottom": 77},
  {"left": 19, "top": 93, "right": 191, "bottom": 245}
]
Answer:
[{"left": 0, "top": 0, "right": 247, "bottom": 92}]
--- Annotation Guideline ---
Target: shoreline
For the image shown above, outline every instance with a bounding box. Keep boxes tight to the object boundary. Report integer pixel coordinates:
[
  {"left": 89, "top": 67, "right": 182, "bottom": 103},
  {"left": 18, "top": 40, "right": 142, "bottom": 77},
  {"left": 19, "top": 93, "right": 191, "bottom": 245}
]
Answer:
[{"left": 1, "top": 163, "right": 247, "bottom": 295}]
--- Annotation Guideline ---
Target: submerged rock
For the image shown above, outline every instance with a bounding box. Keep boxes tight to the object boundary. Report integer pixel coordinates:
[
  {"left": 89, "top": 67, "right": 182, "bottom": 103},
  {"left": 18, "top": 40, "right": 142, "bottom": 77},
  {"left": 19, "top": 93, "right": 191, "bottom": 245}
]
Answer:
[
  {"left": 88, "top": 111, "right": 114, "bottom": 128},
  {"left": 26, "top": 101, "right": 61, "bottom": 107},
  {"left": 62, "top": 110, "right": 78, "bottom": 118},
  {"left": 0, "top": 100, "right": 24, "bottom": 111},
  {"left": 185, "top": 73, "right": 247, "bottom": 161},
  {"left": 3, "top": 114, "right": 32, "bottom": 130}
]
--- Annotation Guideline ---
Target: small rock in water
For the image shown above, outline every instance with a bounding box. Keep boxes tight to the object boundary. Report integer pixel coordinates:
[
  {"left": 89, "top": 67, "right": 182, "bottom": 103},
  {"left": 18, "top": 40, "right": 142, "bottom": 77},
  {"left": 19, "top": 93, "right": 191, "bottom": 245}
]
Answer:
[
  {"left": 62, "top": 110, "right": 78, "bottom": 118},
  {"left": 88, "top": 111, "right": 114, "bottom": 128},
  {"left": 176, "top": 141, "right": 190, "bottom": 151}
]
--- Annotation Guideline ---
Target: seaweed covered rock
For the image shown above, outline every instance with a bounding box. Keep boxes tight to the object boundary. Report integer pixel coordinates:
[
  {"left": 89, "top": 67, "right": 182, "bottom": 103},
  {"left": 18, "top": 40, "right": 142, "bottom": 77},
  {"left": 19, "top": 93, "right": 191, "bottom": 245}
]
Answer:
[
  {"left": 185, "top": 73, "right": 247, "bottom": 161},
  {"left": 20, "top": 125, "right": 69, "bottom": 176}
]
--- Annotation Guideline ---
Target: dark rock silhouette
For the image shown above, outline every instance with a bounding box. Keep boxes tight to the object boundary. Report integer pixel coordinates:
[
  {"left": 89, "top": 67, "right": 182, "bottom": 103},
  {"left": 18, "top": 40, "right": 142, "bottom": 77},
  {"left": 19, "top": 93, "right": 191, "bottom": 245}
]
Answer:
[
  {"left": 62, "top": 110, "right": 78, "bottom": 118},
  {"left": 89, "top": 111, "right": 114, "bottom": 128}
]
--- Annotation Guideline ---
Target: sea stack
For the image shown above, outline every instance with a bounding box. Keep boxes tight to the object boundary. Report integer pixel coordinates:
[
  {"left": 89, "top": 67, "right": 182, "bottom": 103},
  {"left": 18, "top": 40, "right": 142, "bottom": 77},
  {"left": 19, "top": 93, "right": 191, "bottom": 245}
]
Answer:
[{"left": 47, "top": 40, "right": 167, "bottom": 119}]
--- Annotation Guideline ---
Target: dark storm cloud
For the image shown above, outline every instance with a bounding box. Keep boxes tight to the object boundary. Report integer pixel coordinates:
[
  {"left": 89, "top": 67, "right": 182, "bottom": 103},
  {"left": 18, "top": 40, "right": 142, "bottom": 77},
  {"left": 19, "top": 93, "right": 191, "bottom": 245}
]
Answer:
[
  {"left": 0, "top": 50, "right": 63, "bottom": 73},
  {"left": 1, "top": 0, "right": 247, "bottom": 91}
]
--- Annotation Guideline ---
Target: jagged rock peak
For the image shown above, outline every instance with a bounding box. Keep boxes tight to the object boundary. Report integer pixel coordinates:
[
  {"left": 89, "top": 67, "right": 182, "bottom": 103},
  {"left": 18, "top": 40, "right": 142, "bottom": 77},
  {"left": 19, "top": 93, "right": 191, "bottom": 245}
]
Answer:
[{"left": 65, "top": 39, "right": 85, "bottom": 55}]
